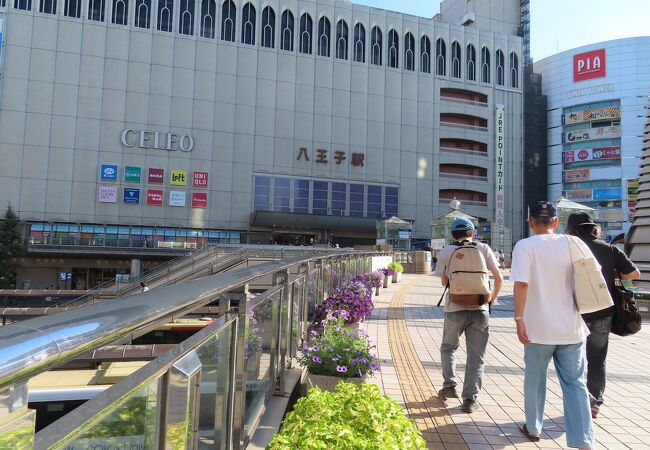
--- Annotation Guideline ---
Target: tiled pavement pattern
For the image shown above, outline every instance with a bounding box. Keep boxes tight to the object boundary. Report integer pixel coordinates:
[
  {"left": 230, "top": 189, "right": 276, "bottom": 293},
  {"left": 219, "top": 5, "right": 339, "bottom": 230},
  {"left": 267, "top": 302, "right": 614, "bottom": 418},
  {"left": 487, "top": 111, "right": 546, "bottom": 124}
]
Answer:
[{"left": 363, "top": 273, "right": 650, "bottom": 449}]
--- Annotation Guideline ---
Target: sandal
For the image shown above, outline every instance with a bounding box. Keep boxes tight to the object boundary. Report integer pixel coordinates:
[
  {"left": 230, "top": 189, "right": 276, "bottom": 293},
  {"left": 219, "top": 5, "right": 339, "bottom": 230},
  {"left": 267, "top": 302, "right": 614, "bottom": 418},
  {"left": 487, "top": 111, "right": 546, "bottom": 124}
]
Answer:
[{"left": 518, "top": 424, "right": 541, "bottom": 442}]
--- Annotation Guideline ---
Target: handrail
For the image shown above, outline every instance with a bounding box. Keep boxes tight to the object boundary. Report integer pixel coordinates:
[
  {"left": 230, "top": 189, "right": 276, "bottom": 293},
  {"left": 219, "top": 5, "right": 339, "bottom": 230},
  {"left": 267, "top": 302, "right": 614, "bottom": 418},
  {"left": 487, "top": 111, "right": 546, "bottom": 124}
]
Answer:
[
  {"left": 440, "top": 96, "right": 488, "bottom": 107},
  {"left": 440, "top": 121, "right": 488, "bottom": 132},
  {"left": 439, "top": 146, "right": 488, "bottom": 157},
  {"left": 0, "top": 251, "right": 383, "bottom": 392}
]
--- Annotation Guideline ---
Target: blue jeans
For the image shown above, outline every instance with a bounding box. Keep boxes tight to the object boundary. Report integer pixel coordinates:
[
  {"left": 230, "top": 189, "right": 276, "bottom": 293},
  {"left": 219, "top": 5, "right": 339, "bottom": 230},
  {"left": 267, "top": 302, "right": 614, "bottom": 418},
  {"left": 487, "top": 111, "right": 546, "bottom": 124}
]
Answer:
[
  {"left": 440, "top": 310, "right": 489, "bottom": 402},
  {"left": 584, "top": 316, "right": 612, "bottom": 404},
  {"left": 524, "top": 343, "right": 594, "bottom": 448}
]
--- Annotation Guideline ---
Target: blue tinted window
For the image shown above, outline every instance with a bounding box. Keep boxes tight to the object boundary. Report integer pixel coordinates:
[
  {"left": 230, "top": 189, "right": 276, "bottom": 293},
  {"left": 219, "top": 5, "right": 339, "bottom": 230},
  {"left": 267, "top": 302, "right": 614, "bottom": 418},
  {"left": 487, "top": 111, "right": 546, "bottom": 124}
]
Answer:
[
  {"left": 254, "top": 176, "right": 271, "bottom": 211},
  {"left": 313, "top": 181, "right": 328, "bottom": 215},
  {"left": 349, "top": 184, "right": 364, "bottom": 217},
  {"left": 332, "top": 182, "right": 346, "bottom": 216},
  {"left": 385, "top": 186, "right": 398, "bottom": 216},
  {"left": 274, "top": 178, "right": 291, "bottom": 212},
  {"left": 294, "top": 179, "right": 309, "bottom": 213},
  {"left": 367, "top": 185, "right": 382, "bottom": 218}
]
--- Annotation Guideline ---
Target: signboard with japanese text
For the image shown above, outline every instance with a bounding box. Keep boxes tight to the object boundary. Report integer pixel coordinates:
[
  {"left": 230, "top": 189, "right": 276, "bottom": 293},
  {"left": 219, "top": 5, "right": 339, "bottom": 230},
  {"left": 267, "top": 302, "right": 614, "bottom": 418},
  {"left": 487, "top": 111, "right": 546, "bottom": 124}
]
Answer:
[
  {"left": 563, "top": 126, "right": 619, "bottom": 143},
  {"left": 170, "top": 170, "right": 187, "bottom": 186},
  {"left": 169, "top": 190, "right": 186, "bottom": 207},
  {"left": 598, "top": 208, "right": 624, "bottom": 222},
  {"left": 592, "top": 188, "right": 621, "bottom": 201},
  {"left": 296, "top": 147, "right": 365, "bottom": 167},
  {"left": 565, "top": 189, "right": 593, "bottom": 202},
  {"left": 627, "top": 179, "right": 639, "bottom": 201},
  {"left": 124, "top": 166, "right": 142, "bottom": 183},
  {"left": 563, "top": 146, "right": 620, "bottom": 163},
  {"left": 100, "top": 164, "right": 118, "bottom": 181},
  {"left": 573, "top": 49, "right": 606, "bottom": 82},
  {"left": 147, "top": 189, "right": 163, "bottom": 205},
  {"left": 494, "top": 104, "right": 505, "bottom": 227},
  {"left": 148, "top": 168, "right": 164, "bottom": 184},
  {"left": 98, "top": 185, "right": 118, "bottom": 203},
  {"left": 123, "top": 188, "right": 140, "bottom": 204},
  {"left": 564, "top": 169, "right": 590, "bottom": 183},
  {"left": 192, "top": 192, "right": 208, "bottom": 208},
  {"left": 192, "top": 171, "right": 209, "bottom": 187},
  {"left": 564, "top": 106, "right": 620, "bottom": 125}
]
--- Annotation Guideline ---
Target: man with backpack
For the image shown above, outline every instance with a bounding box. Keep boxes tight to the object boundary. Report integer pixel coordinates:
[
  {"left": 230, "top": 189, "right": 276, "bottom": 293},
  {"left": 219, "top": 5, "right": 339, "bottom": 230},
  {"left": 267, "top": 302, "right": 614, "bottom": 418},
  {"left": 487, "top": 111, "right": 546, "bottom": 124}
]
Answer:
[{"left": 433, "top": 217, "right": 503, "bottom": 413}]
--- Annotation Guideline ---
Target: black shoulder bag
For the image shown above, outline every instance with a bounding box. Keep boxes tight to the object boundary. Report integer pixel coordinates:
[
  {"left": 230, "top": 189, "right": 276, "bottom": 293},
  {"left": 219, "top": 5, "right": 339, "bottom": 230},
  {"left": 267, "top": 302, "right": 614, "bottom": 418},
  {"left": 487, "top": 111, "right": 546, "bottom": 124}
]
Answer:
[{"left": 610, "top": 279, "right": 642, "bottom": 337}]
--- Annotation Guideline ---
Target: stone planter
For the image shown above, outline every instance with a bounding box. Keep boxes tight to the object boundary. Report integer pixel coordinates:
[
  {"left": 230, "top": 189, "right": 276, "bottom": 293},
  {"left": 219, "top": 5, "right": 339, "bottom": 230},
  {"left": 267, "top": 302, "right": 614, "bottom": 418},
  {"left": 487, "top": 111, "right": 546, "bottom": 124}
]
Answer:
[
  {"left": 383, "top": 276, "right": 392, "bottom": 288},
  {"left": 392, "top": 272, "right": 402, "bottom": 283},
  {"left": 244, "top": 353, "right": 261, "bottom": 379},
  {"left": 374, "top": 286, "right": 380, "bottom": 296},
  {"left": 303, "top": 371, "right": 365, "bottom": 393}
]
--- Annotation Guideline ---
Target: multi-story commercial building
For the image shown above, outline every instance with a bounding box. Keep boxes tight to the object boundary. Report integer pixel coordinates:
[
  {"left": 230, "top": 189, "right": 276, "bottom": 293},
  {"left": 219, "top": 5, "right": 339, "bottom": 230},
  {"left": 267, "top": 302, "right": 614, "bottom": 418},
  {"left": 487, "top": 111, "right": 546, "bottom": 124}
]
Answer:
[
  {"left": 535, "top": 37, "right": 650, "bottom": 240},
  {"left": 0, "top": 0, "right": 524, "bottom": 288}
]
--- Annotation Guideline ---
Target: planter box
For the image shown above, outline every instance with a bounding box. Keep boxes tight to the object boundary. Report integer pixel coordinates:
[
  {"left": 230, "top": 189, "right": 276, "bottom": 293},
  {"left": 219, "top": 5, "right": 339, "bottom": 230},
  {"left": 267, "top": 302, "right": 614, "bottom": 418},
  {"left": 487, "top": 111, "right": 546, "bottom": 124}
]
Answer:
[
  {"left": 392, "top": 272, "right": 402, "bottom": 283},
  {"left": 383, "top": 277, "right": 392, "bottom": 288},
  {"left": 303, "top": 372, "right": 365, "bottom": 392},
  {"left": 374, "top": 286, "right": 380, "bottom": 296}
]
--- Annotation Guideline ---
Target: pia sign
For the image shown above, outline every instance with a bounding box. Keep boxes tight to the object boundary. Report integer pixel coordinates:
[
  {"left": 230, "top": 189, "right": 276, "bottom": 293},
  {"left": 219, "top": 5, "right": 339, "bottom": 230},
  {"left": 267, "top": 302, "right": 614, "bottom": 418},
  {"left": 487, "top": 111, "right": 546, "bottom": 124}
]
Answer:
[{"left": 573, "top": 49, "right": 606, "bottom": 82}]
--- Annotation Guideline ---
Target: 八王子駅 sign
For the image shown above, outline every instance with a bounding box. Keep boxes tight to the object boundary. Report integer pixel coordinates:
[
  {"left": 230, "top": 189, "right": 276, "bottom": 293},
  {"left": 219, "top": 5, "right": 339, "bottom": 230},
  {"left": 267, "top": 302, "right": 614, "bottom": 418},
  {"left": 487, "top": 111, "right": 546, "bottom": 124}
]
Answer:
[{"left": 121, "top": 129, "right": 194, "bottom": 152}]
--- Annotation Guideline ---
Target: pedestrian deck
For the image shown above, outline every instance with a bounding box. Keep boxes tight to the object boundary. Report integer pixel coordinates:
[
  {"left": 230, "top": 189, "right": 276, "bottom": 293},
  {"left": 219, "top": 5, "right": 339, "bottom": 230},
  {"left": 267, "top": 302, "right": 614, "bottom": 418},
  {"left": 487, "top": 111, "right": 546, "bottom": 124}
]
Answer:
[{"left": 363, "top": 273, "right": 650, "bottom": 449}]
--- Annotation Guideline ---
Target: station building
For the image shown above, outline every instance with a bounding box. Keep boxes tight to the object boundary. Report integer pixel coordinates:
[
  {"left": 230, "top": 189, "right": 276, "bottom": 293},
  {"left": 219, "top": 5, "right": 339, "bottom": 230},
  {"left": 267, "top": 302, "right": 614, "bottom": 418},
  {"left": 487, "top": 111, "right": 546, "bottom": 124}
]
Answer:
[
  {"left": 534, "top": 37, "right": 650, "bottom": 241},
  {"left": 0, "top": 0, "right": 525, "bottom": 288}
]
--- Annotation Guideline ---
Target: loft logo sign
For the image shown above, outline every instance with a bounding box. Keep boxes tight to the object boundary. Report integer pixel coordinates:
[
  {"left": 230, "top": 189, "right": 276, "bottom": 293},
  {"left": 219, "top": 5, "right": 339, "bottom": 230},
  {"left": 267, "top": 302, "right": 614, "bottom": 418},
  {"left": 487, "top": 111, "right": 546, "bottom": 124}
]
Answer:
[{"left": 121, "top": 129, "right": 194, "bottom": 152}]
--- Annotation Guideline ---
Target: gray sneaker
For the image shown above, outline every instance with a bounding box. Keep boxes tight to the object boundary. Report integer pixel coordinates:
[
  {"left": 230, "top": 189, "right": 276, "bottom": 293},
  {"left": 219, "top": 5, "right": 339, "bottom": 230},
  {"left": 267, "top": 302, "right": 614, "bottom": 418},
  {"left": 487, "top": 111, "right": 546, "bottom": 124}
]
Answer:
[
  {"left": 461, "top": 399, "right": 479, "bottom": 413},
  {"left": 437, "top": 386, "right": 459, "bottom": 400}
]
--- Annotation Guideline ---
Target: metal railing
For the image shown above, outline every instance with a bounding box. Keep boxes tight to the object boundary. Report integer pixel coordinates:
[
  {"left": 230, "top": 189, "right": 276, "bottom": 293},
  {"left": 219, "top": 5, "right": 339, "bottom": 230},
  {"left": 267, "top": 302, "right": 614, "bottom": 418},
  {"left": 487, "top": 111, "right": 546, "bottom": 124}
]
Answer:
[
  {"left": 440, "top": 96, "right": 488, "bottom": 107},
  {"left": 439, "top": 146, "right": 488, "bottom": 157},
  {"left": 439, "top": 173, "right": 488, "bottom": 182},
  {"left": 0, "top": 250, "right": 386, "bottom": 449},
  {"left": 439, "top": 121, "right": 489, "bottom": 132}
]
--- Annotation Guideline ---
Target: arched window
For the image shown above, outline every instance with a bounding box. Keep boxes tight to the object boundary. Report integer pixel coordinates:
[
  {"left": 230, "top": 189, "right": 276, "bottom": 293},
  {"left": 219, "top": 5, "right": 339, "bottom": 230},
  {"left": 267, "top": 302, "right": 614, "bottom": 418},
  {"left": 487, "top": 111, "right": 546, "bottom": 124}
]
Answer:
[
  {"left": 435, "top": 38, "right": 446, "bottom": 75},
  {"left": 451, "top": 41, "right": 461, "bottom": 78},
  {"left": 318, "top": 16, "right": 330, "bottom": 57},
  {"left": 157, "top": 0, "right": 173, "bottom": 32},
  {"left": 64, "top": 0, "right": 81, "bottom": 17},
  {"left": 299, "top": 13, "right": 312, "bottom": 54},
  {"left": 404, "top": 32, "right": 415, "bottom": 71},
  {"left": 281, "top": 10, "right": 294, "bottom": 51},
  {"left": 336, "top": 20, "right": 348, "bottom": 60},
  {"left": 481, "top": 46, "right": 490, "bottom": 83},
  {"left": 261, "top": 6, "right": 275, "bottom": 48},
  {"left": 353, "top": 23, "right": 365, "bottom": 63},
  {"left": 510, "top": 51, "right": 519, "bottom": 88},
  {"left": 134, "top": 0, "right": 150, "bottom": 28},
  {"left": 14, "top": 0, "right": 32, "bottom": 10},
  {"left": 112, "top": 0, "right": 128, "bottom": 25},
  {"left": 466, "top": 44, "right": 476, "bottom": 81},
  {"left": 200, "top": 0, "right": 216, "bottom": 38},
  {"left": 420, "top": 35, "right": 431, "bottom": 73},
  {"left": 496, "top": 49, "right": 504, "bottom": 85},
  {"left": 88, "top": 0, "right": 104, "bottom": 20},
  {"left": 39, "top": 0, "right": 56, "bottom": 14},
  {"left": 179, "top": 0, "right": 194, "bottom": 35},
  {"left": 370, "top": 26, "right": 382, "bottom": 65},
  {"left": 241, "top": 2, "right": 255, "bottom": 44},
  {"left": 221, "top": 0, "right": 236, "bottom": 42},
  {"left": 387, "top": 29, "right": 398, "bottom": 68}
]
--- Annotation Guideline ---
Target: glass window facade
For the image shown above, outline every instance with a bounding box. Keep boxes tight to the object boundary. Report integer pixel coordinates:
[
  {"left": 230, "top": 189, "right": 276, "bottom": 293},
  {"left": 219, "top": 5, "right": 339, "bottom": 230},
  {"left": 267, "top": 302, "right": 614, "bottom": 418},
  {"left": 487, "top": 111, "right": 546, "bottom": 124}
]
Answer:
[
  {"left": 273, "top": 178, "right": 290, "bottom": 212},
  {"left": 254, "top": 176, "right": 271, "bottom": 211},
  {"left": 313, "top": 181, "right": 328, "bottom": 215},
  {"left": 349, "top": 184, "right": 364, "bottom": 217},
  {"left": 367, "top": 185, "right": 382, "bottom": 218},
  {"left": 293, "top": 179, "right": 309, "bottom": 213}
]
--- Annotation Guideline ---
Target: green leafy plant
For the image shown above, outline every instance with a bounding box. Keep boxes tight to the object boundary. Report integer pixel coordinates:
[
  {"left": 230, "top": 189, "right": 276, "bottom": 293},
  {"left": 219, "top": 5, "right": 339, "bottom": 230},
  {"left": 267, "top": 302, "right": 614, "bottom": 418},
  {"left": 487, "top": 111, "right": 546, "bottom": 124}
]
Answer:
[
  {"left": 388, "top": 262, "right": 404, "bottom": 273},
  {"left": 266, "top": 382, "right": 426, "bottom": 450},
  {"left": 0, "top": 204, "right": 25, "bottom": 289}
]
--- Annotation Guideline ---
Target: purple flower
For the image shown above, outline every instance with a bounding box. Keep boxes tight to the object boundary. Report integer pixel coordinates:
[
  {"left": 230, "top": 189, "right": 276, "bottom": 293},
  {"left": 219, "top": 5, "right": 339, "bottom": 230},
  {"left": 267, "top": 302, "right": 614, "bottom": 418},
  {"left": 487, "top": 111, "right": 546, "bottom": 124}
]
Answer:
[
  {"left": 358, "top": 357, "right": 368, "bottom": 365},
  {"left": 370, "top": 362, "right": 381, "bottom": 371},
  {"left": 312, "top": 356, "right": 323, "bottom": 364},
  {"left": 311, "top": 345, "right": 320, "bottom": 352},
  {"left": 336, "top": 365, "right": 348, "bottom": 373},
  {"left": 310, "top": 330, "right": 318, "bottom": 337},
  {"left": 327, "top": 347, "right": 334, "bottom": 352}
]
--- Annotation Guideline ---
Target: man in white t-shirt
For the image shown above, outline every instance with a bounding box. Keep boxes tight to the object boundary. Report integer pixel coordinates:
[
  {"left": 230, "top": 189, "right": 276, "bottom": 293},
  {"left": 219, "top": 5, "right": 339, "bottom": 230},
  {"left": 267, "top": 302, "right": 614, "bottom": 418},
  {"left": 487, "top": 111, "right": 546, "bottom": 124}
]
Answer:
[
  {"left": 510, "top": 201, "right": 594, "bottom": 449},
  {"left": 433, "top": 217, "right": 503, "bottom": 413}
]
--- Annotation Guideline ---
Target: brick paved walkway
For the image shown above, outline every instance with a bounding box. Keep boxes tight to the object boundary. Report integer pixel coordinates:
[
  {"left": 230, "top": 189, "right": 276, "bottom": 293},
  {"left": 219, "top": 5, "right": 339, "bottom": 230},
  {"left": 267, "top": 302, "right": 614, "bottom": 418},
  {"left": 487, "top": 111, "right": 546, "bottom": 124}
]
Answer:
[{"left": 363, "top": 274, "right": 650, "bottom": 449}]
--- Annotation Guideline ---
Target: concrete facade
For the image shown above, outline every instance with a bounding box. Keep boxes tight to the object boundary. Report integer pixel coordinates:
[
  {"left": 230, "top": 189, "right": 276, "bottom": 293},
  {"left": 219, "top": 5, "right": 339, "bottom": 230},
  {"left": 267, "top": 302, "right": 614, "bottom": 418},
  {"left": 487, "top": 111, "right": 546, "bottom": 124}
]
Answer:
[{"left": 0, "top": 0, "right": 524, "bottom": 242}]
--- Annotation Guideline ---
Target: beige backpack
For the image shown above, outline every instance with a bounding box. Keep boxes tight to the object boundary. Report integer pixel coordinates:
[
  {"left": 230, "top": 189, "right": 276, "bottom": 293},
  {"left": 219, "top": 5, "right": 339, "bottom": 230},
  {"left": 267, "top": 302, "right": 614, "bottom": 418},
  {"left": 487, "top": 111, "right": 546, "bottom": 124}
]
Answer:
[{"left": 440, "top": 241, "right": 492, "bottom": 308}]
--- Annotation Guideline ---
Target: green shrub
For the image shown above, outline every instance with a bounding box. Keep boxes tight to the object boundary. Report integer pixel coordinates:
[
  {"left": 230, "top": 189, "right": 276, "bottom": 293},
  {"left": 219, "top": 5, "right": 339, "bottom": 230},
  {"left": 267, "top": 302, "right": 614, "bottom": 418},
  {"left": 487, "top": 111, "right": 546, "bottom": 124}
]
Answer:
[
  {"left": 387, "top": 262, "right": 404, "bottom": 273},
  {"left": 266, "top": 382, "right": 425, "bottom": 450}
]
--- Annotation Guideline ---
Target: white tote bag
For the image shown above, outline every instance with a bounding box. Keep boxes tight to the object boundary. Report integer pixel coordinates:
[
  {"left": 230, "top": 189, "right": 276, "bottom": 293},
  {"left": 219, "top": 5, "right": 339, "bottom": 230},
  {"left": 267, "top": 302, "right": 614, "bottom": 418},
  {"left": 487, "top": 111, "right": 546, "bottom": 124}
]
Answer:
[{"left": 566, "top": 236, "right": 613, "bottom": 314}]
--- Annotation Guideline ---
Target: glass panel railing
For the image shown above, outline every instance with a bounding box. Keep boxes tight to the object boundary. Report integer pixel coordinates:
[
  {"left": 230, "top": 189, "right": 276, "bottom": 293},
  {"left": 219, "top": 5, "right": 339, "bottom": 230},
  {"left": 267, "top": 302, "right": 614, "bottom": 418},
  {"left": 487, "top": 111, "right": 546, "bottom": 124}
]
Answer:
[{"left": 52, "top": 377, "right": 161, "bottom": 450}]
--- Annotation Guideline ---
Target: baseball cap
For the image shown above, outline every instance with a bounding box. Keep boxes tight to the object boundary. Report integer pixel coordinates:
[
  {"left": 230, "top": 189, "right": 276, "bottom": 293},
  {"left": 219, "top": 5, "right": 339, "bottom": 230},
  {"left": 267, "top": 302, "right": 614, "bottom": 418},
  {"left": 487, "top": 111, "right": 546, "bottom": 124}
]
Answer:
[
  {"left": 451, "top": 217, "right": 475, "bottom": 232},
  {"left": 567, "top": 212, "right": 596, "bottom": 228},
  {"left": 529, "top": 201, "right": 557, "bottom": 218}
]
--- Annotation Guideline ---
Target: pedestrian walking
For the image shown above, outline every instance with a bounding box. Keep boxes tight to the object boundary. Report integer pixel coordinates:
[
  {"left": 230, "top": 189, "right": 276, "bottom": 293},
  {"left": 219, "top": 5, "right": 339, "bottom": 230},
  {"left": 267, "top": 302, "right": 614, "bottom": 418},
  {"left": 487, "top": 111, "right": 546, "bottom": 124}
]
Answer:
[
  {"left": 433, "top": 218, "right": 503, "bottom": 413},
  {"left": 140, "top": 281, "right": 149, "bottom": 292},
  {"left": 510, "top": 201, "right": 594, "bottom": 449},
  {"left": 566, "top": 213, "right": 640, "bottom": 418}
]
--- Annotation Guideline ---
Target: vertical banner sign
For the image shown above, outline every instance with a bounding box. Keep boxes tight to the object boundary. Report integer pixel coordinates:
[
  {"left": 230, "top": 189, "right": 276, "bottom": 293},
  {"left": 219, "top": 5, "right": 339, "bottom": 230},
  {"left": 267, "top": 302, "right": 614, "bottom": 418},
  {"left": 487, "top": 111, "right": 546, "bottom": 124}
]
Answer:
[{"left": 495, "top": 104, "right": 505, "bottom": 229}]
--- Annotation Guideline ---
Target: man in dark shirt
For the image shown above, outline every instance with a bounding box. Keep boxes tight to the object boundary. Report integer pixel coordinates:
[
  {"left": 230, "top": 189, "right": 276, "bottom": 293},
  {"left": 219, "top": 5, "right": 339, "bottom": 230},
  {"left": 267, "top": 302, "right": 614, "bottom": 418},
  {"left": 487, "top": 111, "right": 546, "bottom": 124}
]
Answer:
[{"left": 566, "top": 213, "right": 640, "bottom": 418}]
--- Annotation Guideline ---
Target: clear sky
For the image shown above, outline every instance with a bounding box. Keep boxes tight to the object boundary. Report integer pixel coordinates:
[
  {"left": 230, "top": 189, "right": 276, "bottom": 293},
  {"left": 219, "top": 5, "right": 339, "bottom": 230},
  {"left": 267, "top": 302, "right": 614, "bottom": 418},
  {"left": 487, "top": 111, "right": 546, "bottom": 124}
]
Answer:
[{"left": 353, "top": 0, "right": 650, "bottom": 61}]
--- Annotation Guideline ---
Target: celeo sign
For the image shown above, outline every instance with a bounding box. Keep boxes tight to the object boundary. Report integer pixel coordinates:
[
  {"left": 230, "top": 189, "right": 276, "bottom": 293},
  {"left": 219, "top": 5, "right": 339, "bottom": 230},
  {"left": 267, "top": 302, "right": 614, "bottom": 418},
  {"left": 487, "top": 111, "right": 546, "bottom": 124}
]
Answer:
[
  {"left": 121, "top": 129, "right": 194, "bottom": 152},
  {"left": 573, "top": 49, "right": 606, "bottom": 82}
]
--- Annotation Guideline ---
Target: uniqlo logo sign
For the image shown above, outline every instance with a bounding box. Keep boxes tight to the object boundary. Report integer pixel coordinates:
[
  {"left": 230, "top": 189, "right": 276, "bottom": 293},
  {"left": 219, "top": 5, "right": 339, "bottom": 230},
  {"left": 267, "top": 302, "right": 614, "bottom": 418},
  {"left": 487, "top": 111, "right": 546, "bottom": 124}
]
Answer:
[
  {"left": 193, "top": 171, "right": 209, "bottom": 187},
  {"left": 148, "top": 168, "right": 164, "bottom": 184},
  {"left": 192, "top": 192, "right": 208, "bottom": 208},
  {"left": 147, "top": 189, "right": 163, "bottom": 205},
  {"left": 573, "top": 49, "right": 606, "bottom": 82}
]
